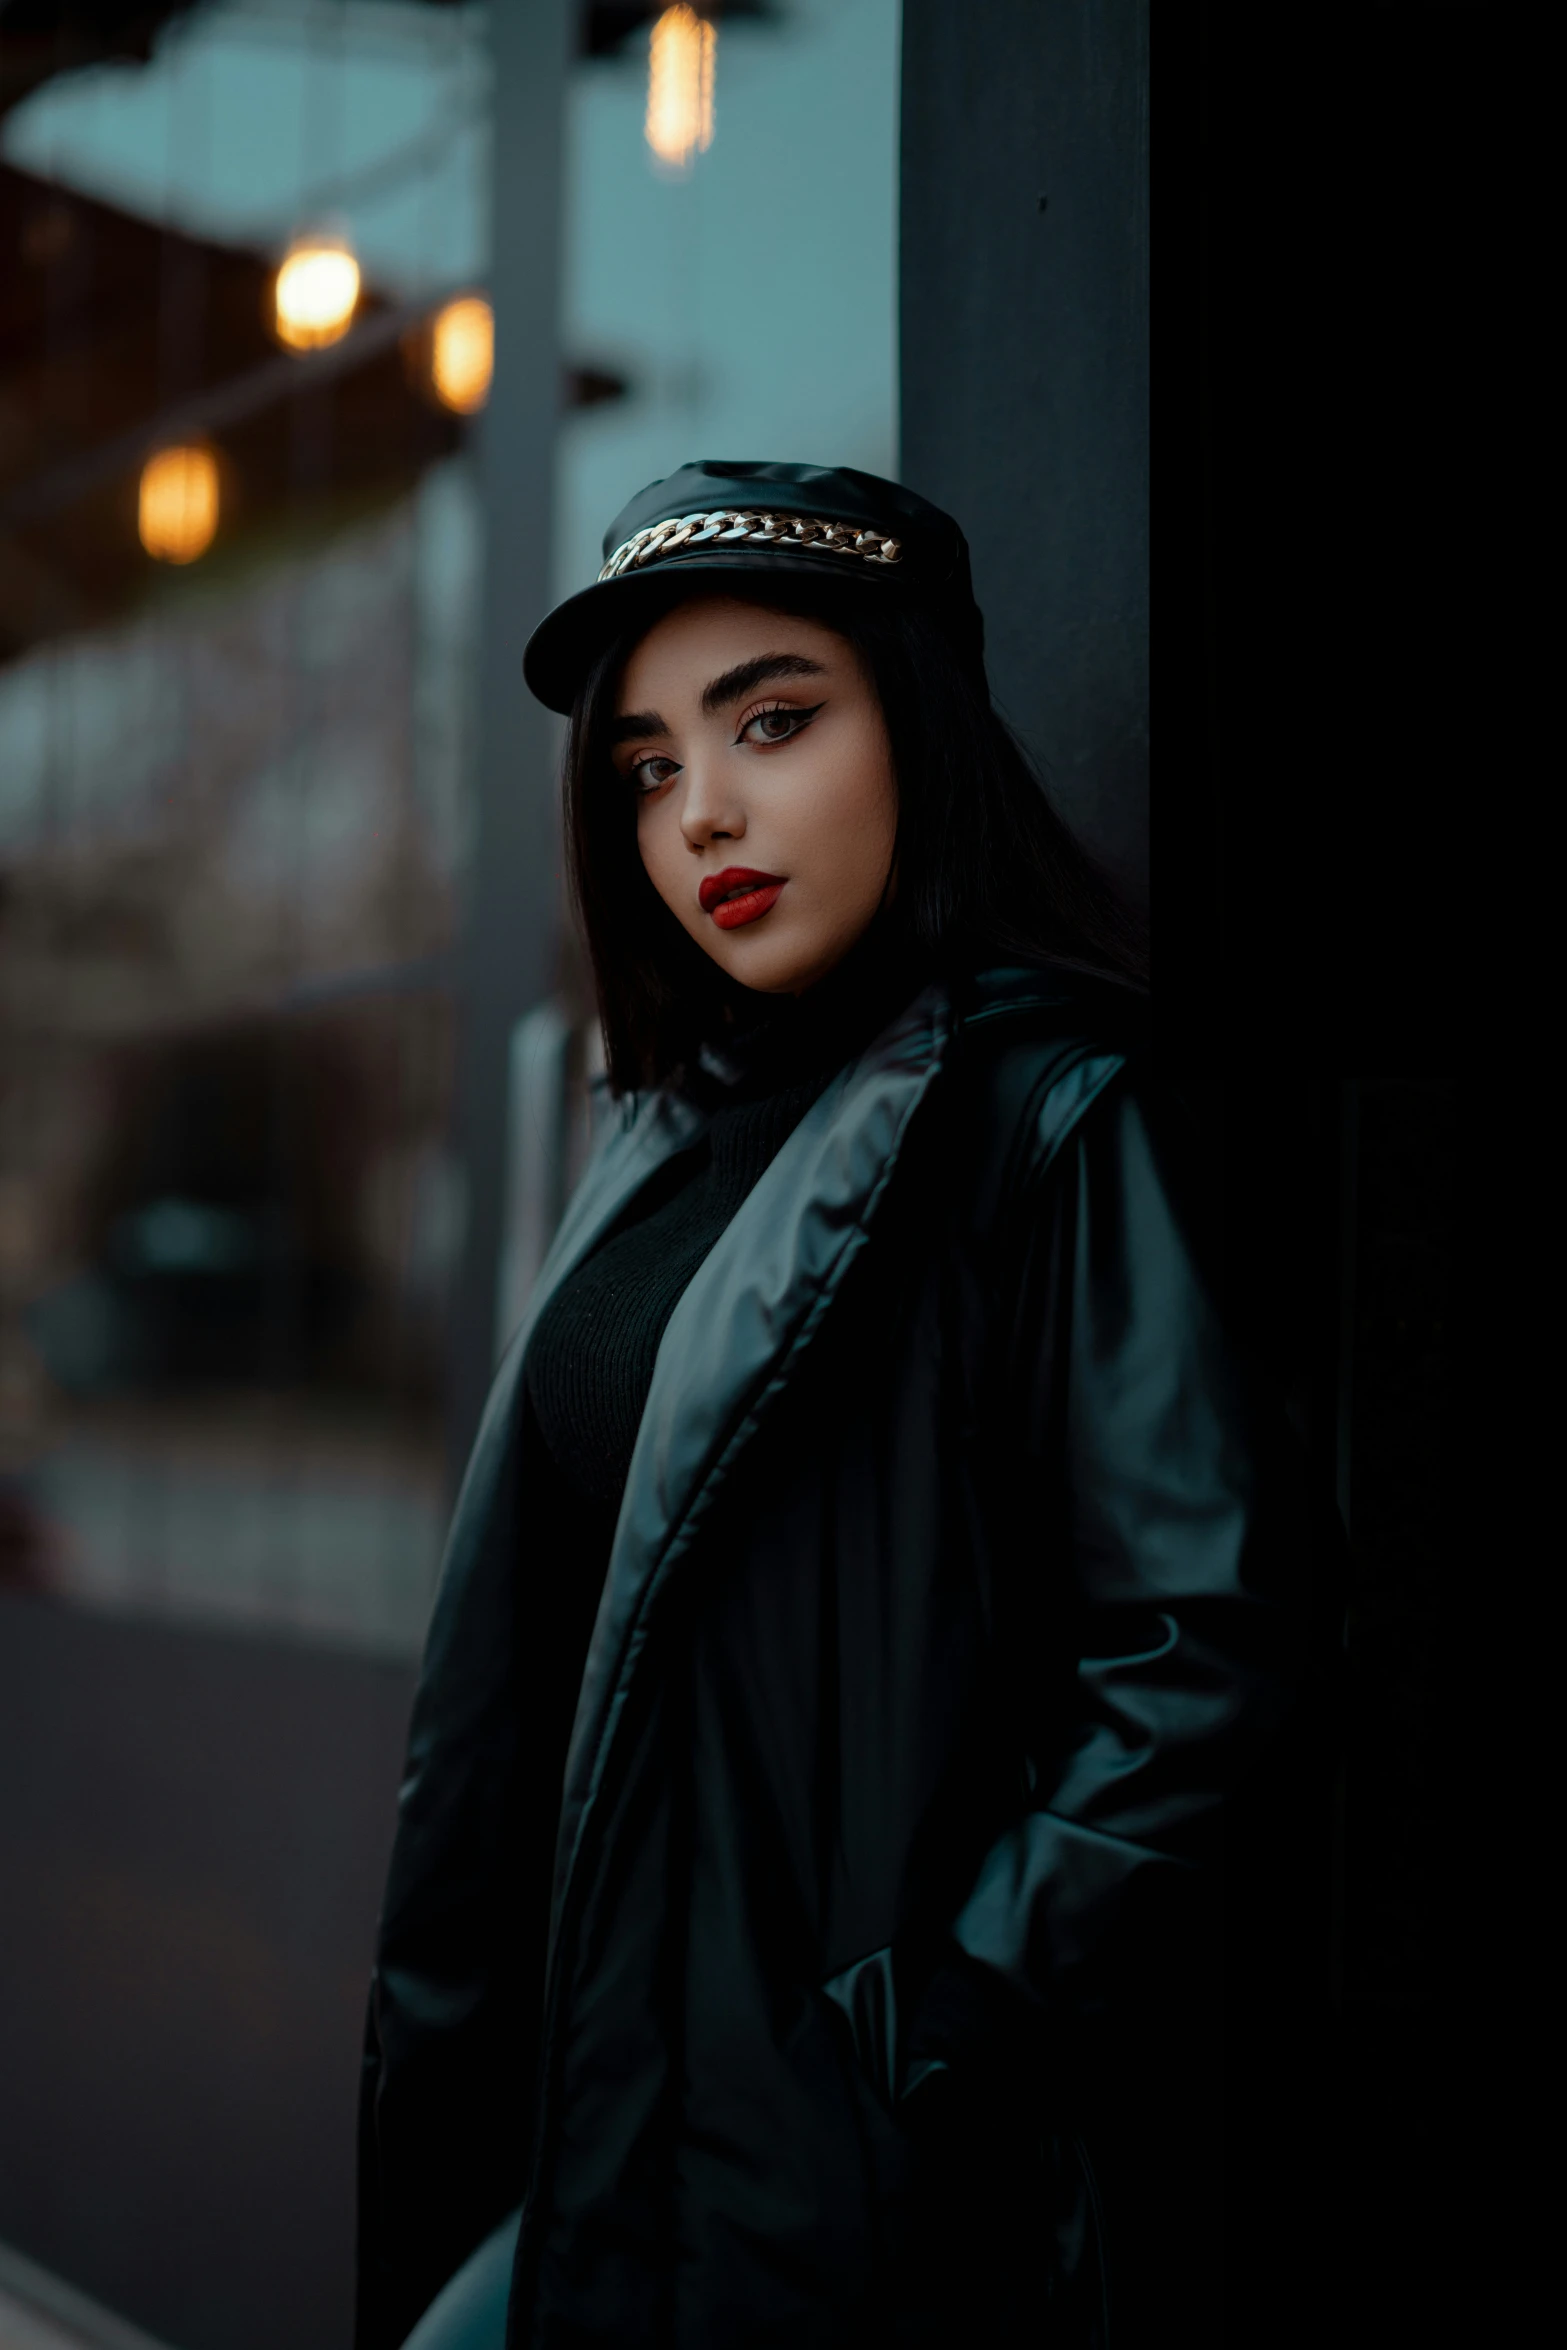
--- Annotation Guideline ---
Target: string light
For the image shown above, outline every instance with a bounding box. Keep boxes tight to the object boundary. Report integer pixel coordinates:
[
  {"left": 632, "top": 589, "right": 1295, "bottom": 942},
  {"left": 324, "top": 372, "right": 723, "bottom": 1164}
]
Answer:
[
  {"left": 272, "top": 231, "right": 360, "bottom": 351},
  {"left": 430, "top": 294, "right": 494, "bottom": 413},
  {"left": 646, "top": 4, "right": 716, "bottom": 173},
  {"left": 138, "top": 445, "right": 220, "bottom": 564}
]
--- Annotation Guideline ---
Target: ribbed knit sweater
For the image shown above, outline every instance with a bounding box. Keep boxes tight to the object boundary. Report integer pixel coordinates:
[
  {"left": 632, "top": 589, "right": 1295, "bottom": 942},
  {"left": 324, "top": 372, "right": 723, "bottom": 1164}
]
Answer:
[{"left": 524, "top": 935, "right": 927, "bottom": 1522}]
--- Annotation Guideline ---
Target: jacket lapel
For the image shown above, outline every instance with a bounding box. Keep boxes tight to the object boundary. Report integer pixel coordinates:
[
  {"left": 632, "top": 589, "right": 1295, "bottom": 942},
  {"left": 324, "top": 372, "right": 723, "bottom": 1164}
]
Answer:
[
  {"left": 516, "top": 1084, "right": 707, "bottom": 1360},
  {"left": 424, "top": 1086, "right": 707, "bottom": 1631},
  {"left": 551, "top": 976, "right": 954, "bottom": 1919}
]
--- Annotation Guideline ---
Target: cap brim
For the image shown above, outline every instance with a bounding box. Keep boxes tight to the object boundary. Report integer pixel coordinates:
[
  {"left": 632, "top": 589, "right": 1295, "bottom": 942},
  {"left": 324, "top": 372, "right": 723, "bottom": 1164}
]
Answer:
[{"left": 521, "top": 548, "right": 904, "bottom": 715}]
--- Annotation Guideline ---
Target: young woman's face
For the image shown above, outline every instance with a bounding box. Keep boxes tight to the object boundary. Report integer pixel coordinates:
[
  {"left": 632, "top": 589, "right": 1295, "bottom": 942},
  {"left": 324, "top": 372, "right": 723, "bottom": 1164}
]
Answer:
[{"left": 611, "top": 594, "right": 898, "bottom": 995}]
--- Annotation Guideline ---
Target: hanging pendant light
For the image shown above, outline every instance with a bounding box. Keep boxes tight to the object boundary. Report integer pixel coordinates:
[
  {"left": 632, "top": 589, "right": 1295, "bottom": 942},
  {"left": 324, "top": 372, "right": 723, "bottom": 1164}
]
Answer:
[
  {"left": 272, "top": 228, "right": 361, "bottom": 352},
  {"left": 138, "top": 444, "right": 220, "bottom": 565},
  {"left": 430, "top": 294, "right": 494, "bottom": 414},
  {"left": 646, "top": 4, "right": 716, "bottom": 173}
]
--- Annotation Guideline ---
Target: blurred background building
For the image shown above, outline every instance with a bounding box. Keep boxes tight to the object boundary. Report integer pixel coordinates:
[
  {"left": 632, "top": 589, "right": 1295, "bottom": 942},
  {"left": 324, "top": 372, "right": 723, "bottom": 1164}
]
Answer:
[
  {"left": 0, "top": 0, "right": 903, "bottom": 1661},
  {"left": 0, "top": 7, "right": 908, "bottom": 2345},
  {"left": 0, "top": 7, "right": 1456, "bottom": 2350}
]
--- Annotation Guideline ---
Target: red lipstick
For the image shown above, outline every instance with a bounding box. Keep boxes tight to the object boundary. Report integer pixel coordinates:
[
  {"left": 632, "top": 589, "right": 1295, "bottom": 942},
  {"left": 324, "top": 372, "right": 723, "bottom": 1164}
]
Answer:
[{"left": 699, "top": 867, "right": 786, "bottom": 931}]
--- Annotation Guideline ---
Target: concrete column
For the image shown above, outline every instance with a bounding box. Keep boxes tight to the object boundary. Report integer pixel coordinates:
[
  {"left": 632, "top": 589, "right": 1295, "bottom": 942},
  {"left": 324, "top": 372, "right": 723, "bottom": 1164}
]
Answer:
[
  {"left": 446, "top": 0, "right": 573, "bottom": 1487},
  {"left": 899, "top": 0, "right": 1150, "bottom": 917}
]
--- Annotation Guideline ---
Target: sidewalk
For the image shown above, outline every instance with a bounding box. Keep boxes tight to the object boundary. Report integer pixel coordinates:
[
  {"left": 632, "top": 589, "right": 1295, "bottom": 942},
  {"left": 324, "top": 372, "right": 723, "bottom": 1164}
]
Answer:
[
  {"left": 0, "top": 2288, "right": 95, "bottom": 2350},
  {"left": 0, "top": 2249, "right": 174, "bottom": 2350}
]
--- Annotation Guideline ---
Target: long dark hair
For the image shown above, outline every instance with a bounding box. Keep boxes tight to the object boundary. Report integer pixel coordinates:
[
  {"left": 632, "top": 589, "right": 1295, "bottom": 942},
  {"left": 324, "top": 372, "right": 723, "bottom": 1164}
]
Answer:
[{"left": 563, "top": 573, "right": 1148, "bottom": 1095}]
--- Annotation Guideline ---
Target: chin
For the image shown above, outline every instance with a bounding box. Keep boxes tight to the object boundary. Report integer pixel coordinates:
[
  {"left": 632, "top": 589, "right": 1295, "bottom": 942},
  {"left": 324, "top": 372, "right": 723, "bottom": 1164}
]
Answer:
[
  {"left": 689, "top": 903, "right": 862, "bottom": 996},
  {"left": 711, "top": 942, "right": 814, "bottom": 995}
]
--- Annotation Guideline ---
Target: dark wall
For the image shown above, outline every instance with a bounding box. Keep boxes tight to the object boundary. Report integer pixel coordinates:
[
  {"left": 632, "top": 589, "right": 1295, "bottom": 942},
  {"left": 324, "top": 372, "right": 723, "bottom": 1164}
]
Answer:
[
  {"left": 1330, "top": 1077, "right": 1463, "bottom": 2342},
  {"left": 901, "top": 12, "right": 1473, "bottom": 2341},
  {"left": 900, "top": 0, "right": 1149, "bottom": 913},
  {"left": 0, "top": 1597, "right": 415, "bottom": 2350}
]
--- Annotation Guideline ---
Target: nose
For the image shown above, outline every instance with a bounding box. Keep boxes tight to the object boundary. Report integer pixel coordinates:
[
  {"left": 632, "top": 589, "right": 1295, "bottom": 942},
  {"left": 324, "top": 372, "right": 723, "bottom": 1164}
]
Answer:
[{"left": 678, "top": 750, "right": 746, "bottom": 854}]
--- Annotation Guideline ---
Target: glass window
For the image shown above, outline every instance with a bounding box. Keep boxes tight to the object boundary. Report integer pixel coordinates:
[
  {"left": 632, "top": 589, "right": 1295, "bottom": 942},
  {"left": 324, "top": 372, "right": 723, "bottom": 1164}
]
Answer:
[
  {"left": 1, "top": 0, "right": 493, "bottom": 1657},
  {"left": 0, "top": 0, "right": 903, "bottom": 1658}
]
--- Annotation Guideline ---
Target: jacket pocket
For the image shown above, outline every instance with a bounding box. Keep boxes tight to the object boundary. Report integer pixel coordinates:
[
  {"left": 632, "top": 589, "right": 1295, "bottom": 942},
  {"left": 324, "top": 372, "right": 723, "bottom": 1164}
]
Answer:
[
  {"left": 823, "top": 1947, "right": 1112, "bottom": 2346},
  {"left": 1042, "top": 2129, "right": 1113, "bottom": 2350},
  {"left": 820, "top": 1942, "right": 903, "bottom": 2114}
]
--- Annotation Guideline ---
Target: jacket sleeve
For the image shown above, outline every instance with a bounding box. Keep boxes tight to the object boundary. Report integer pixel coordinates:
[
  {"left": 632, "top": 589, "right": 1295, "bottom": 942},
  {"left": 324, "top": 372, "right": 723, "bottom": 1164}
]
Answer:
[{"left": 904, "top": 1065, "right": 1337, "bottom": 2090}]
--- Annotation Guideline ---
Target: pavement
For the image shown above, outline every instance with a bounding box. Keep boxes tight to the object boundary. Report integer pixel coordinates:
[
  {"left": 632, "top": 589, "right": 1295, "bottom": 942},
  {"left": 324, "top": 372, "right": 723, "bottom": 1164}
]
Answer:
[
  {"left": 0, "top": 2290, "right": 96, "bottom": 2350},
  {"left": 0, "top": 2262, "right": 174, "bottom": 2350}
]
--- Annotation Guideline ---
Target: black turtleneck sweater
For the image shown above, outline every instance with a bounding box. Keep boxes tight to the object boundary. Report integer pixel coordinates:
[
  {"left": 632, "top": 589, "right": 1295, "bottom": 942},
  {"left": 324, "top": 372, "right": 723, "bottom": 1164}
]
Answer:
[{"left": 524, "top": 937, "right": 927, "bottom": 1529}]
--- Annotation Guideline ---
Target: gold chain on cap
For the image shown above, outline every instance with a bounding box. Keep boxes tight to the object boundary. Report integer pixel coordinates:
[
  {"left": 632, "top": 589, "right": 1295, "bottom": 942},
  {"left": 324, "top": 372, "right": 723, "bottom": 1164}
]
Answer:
[{"left": 598, "top": 508, "right": 902, "bottom": 582}]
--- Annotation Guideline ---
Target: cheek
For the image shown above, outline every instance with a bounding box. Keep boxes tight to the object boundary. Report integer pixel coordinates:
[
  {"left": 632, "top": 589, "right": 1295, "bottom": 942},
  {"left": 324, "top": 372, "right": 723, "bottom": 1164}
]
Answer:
[
  {"left": 635, "top": 808, "right": 666, "bottom": 888},
  {"left": 800, "top": 730, "right": 897, "bottom": 893},
  {"left": 636, "top": 802, "right": 697, "bottom": 925}
]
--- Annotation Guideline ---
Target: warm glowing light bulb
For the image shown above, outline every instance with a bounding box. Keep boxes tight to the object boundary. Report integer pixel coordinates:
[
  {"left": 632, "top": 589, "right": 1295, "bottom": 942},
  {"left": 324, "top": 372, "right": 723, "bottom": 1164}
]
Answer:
[
  {"left": 431, "top": 294, "right": 494, "bottom": 413},
  {"left": 273, "top": 234, "right": 360, "bottom": 351},
  {"left": 138, "top": 444, "right": 219, "bottom": 564},
  {"left": 646, "top": 4, "right": 716, "bottom": 172}
]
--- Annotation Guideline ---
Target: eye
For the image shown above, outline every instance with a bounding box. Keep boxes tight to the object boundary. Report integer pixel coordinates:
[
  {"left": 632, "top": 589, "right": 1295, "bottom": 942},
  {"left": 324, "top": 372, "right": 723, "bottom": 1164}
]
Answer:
[
  {"left": 628, "top": 752, "right": 680, "bottom": 796},
  {"left": 738, "top": 700, "right": 823, "bottom": 747}
]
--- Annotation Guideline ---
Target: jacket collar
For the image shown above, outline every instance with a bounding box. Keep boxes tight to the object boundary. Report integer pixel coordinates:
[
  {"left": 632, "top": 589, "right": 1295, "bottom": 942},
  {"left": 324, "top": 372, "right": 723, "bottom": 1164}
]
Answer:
[
  {"left": 510, "top": 960, "right": 1113, "bottom": 2261},
  {"left": 578, "top": 963, "right": 1104, "bottom": 1670},
  {"left": 472, "top": 964, "right": 1099, "bottom": 1923},
  {"left": 548, "top": 972, "right": 955, "bottom": 1912},
  {"left": 499, "top": 1080, "right": 707, "bottom": 1381},
  {"left": 464, "top": 961, "right": 1102, "bottom": 1593},
  {"left": 496, "top": 960, "right": 1091, "bottom": 1390}
]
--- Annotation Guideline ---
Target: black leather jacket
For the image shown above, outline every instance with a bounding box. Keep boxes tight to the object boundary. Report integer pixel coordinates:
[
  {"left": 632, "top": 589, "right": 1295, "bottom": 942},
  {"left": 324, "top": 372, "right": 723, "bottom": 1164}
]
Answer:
[{"left": 356, "top": 965, "right": 1330, "bottom": 2350}]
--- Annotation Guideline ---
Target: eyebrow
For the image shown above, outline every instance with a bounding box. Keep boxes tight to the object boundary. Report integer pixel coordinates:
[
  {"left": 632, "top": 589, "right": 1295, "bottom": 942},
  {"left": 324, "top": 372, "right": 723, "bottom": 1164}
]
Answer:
[
  {"left": 610, "top": 709, "right": 666, "bottom": 744},
  {"left": 699, "top": 651, "right": 825, "bottom": 715},
  {"left": 610, "top": 651, "right": 826, "bottom": 745}
]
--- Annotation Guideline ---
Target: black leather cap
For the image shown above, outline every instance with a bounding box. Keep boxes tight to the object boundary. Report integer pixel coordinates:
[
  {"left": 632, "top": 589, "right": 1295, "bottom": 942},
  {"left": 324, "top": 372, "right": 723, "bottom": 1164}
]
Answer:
[{"left": 522, "top": 458, "right": 985, "bottom": 714}]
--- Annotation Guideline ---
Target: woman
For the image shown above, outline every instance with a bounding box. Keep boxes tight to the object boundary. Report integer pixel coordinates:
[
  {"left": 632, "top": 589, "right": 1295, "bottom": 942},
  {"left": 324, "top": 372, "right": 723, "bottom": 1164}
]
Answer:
[{"left": 356, "top": 462, "right": 1325, "bottom": 2350}]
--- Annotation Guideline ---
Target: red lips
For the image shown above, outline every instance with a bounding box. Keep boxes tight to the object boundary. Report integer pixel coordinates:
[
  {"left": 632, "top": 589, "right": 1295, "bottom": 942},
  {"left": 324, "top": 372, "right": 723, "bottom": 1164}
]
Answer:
[{"left": 698, "top": 868, "right": 786, "bottom": 931}]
